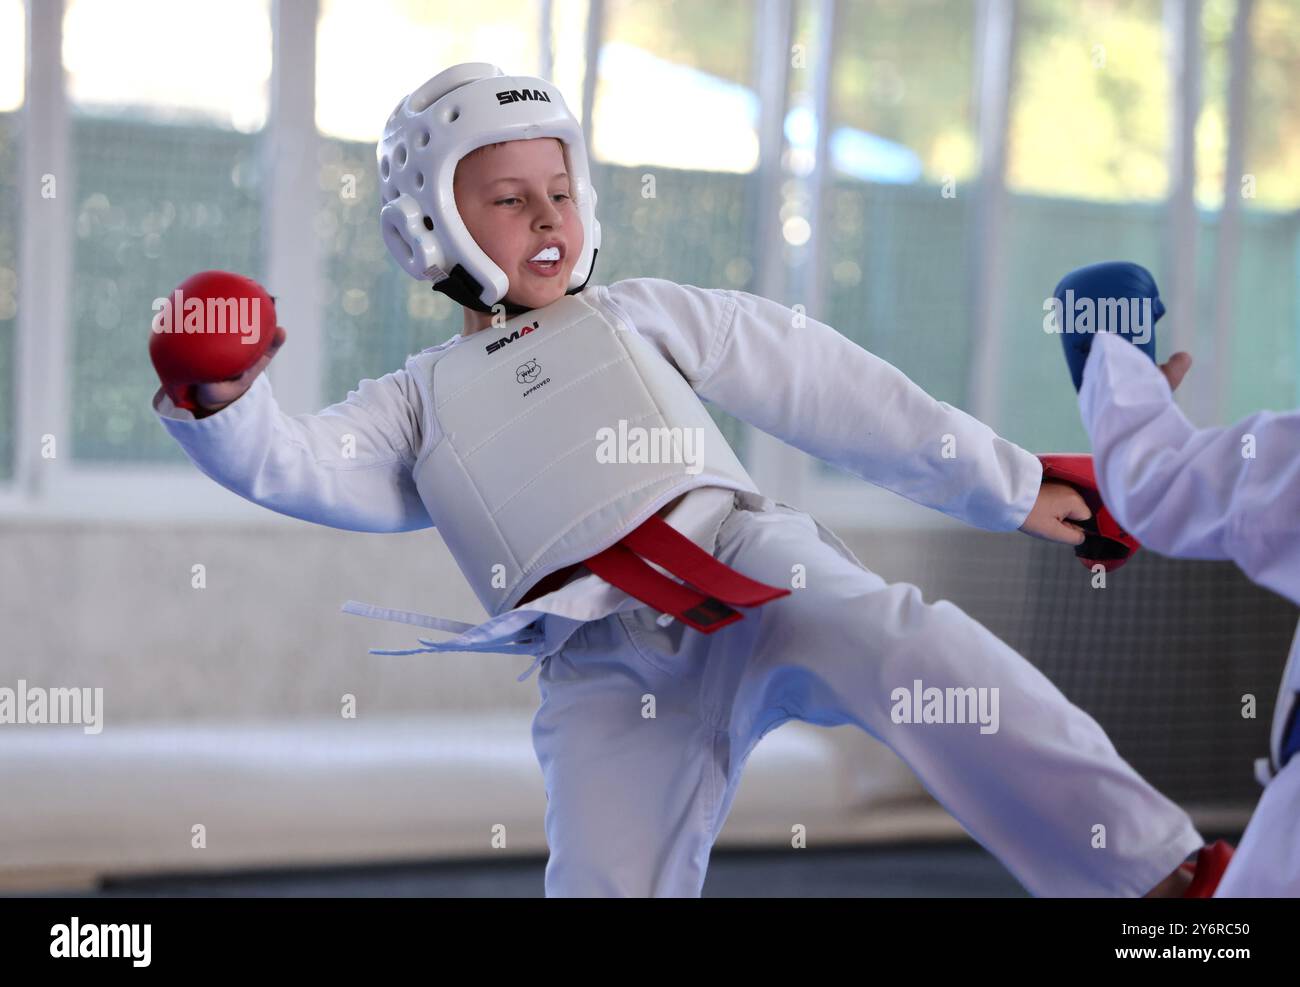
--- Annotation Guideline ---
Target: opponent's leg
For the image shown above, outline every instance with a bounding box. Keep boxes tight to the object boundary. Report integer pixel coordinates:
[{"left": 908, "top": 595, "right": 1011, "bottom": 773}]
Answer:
[{"left": 1214, "top": 758, "right": 1300, "bottom": 896}]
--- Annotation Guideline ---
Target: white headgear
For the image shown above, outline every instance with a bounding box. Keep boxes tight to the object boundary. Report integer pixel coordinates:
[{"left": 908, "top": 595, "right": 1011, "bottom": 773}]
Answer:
[{"left": 376, "top": 62, "right": 602, "bottom": 317}]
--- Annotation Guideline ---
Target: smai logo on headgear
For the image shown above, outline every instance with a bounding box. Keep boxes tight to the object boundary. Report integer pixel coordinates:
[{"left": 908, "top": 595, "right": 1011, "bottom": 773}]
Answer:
[
  {"left": 485, "top": 319, "right": 540, "bottom": 354},
  {"left": 495, "top": 89, "right": 552, "bottom": 105}
]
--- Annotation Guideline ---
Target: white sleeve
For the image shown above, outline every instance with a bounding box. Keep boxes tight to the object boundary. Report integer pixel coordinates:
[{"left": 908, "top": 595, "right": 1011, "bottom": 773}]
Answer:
[
  {"left": 602, "top": 277, "right": 1043, "bottom": 532},
  {"left": 1079, "top": 331, "right": 1300, "bottom": 606},
  {"left": 152, "top": 365, "right": 433, "bottom": 533}
]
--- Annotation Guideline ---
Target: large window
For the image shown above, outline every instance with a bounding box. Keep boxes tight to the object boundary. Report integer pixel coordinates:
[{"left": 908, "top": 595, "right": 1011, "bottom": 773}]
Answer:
[
  {"left": 1244, "top": 0, "right": 1300, "bottom": 211},
  {"left": 815, "top": 0, "right": 979, "bottom": 483},
  {"left": 1009, "top": 0, "right": 1170, "bottom": 203},
  {"left": 63, "top": 0, "right": 271, "bottom": 462},
  {"left": 995, "top": 0, "right": 1300, "bottom": 452},
  {"left": 3, "top": 0, "right": 1297, "bottom": 521}
]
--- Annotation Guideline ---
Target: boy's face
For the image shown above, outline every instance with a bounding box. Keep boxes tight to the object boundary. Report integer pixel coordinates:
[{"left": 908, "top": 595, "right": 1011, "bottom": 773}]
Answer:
[{"left": 453, "top": 137, "right": 584, "bottom": 316}]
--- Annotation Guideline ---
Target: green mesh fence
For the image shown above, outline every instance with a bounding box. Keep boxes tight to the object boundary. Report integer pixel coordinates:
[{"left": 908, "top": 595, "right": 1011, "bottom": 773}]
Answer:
[
  {"left": 13, "top": 115, "right": 1291, "bottom": 468},
  {"left": 69, "top": 115, "right": 263, "bottom": 463},
  {"left": 816, "top": 183, "right": 1300, "bottom": 473}
]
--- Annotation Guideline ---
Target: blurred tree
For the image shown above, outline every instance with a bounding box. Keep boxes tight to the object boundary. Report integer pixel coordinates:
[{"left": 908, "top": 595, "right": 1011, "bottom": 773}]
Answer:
[
  {"left": 831, "top": 0, "right": 979, "bottom": 182},
  {"left": 1245, "top": 0, "right": 1300, "bottom": 208},
  {"left": 605, "top": 0, "right": 753, "bottom": 84},
  {"left": 1009, "top": 0, "right": 1170, "bottom": 202}
]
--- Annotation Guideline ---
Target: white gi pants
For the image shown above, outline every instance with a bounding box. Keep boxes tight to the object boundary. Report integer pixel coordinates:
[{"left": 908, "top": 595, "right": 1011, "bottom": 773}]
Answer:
[
  {"left": 1215, "top": 757, "right": 1300, "bottom": 897},
  {"left": 530, "top": 495, "right": 1204, "bottom": 897}
]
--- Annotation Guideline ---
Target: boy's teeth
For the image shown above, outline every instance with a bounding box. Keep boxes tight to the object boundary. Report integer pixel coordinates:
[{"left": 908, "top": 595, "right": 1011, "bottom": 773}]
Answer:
[{"left": 530, "top": 246, "right": 560, "bottom": 262}]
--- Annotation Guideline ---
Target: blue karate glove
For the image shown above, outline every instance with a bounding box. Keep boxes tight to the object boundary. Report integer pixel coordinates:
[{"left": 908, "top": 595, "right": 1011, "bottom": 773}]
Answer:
[{"left": 1051, "top": 261, "right": 1164, "bottom": 391}]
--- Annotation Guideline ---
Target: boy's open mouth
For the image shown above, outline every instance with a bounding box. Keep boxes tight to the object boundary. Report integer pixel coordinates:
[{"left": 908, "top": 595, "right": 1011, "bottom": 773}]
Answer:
[{"left": 525, "top": 243, "right": 564, "bottom": 277}]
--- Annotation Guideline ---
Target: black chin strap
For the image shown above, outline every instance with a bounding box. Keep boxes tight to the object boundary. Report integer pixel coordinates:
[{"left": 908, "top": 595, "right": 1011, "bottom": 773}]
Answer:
[{"left": 433, "top": 248, "right": 600, "bottom": 318}]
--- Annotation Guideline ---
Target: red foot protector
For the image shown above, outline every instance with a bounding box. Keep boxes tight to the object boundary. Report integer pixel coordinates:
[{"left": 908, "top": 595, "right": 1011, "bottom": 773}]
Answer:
[
  {"left": 1179, "top": 840, "right": 1235, "bottom": 898},
  {"left": 583, "top": 511, "right": 791, "bottom": 634},
  {"left": 1037, "top": 454, "right": 1141, "bottom": 572}
]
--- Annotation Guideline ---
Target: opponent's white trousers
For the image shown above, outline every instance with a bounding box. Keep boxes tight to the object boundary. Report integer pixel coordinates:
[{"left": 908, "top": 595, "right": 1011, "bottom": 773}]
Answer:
[
  {"left": 1215, "top": 758, "right": 1300, "bottom": 896},
  {"left": 530, "top": 493, "right": 1204, "bottom": 897}
]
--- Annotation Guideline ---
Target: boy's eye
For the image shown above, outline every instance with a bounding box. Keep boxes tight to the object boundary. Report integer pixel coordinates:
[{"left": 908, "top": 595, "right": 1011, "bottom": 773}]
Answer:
[{"left": 495, "top": 194, "right": 571, "bottom": 206}]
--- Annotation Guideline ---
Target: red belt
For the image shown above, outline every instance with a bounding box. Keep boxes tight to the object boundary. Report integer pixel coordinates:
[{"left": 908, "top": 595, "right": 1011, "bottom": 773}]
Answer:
[{"left": 522, "top": 512, "right": 790, "bottom": 633}]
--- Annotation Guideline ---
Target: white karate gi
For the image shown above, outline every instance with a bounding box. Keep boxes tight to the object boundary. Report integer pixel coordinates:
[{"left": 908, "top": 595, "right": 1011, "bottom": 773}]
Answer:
[
  {"left": 154, "top": 277, "right": 1203, "bottom": 896},
  {"left": 1079, "top": 331, "right": 1300, "bottom": 898}
]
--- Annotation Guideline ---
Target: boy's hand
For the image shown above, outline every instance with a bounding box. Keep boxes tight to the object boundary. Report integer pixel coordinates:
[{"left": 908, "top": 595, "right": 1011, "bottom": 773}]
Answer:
[
  {"left": 1018, "top": 480, "right": 1091, "bottom": 545},
  {"left": 193, "top": 326, "right": 287, "bottom": 416}
]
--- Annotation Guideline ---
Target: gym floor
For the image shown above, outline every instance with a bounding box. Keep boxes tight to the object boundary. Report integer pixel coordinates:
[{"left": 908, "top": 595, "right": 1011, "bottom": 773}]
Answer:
[{"left": 14, "top": 831, "right": 1244, "bottom": 897}]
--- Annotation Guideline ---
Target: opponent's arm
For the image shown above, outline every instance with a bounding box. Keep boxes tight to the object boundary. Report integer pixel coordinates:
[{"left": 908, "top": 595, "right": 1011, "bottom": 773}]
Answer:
[{"left": 1081, "top": 331, "right": 1300, "bottom": 604}]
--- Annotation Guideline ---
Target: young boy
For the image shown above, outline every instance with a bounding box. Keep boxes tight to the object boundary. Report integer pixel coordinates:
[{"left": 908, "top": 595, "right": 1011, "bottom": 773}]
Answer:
[
  {"left": 153, "top": 63, "right": 1210, "bottom": 897},
  {"left": 1058, "top": 261, "right": 1300, "bottom": 897}
]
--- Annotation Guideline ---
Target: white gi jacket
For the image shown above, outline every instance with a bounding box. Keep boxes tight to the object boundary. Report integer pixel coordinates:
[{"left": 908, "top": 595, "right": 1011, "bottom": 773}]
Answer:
[
  {"left": 1079, "top": 331, "right": 1300, "bottom": 779},
  {"left": 153, "top": 277, "right": 1045, "bottom": 679}
]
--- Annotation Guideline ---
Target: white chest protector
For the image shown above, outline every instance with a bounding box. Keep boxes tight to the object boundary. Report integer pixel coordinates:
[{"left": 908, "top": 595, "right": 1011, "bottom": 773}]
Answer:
[{"left": 411, "top": 291, "right": 762, "bottom": 617}]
